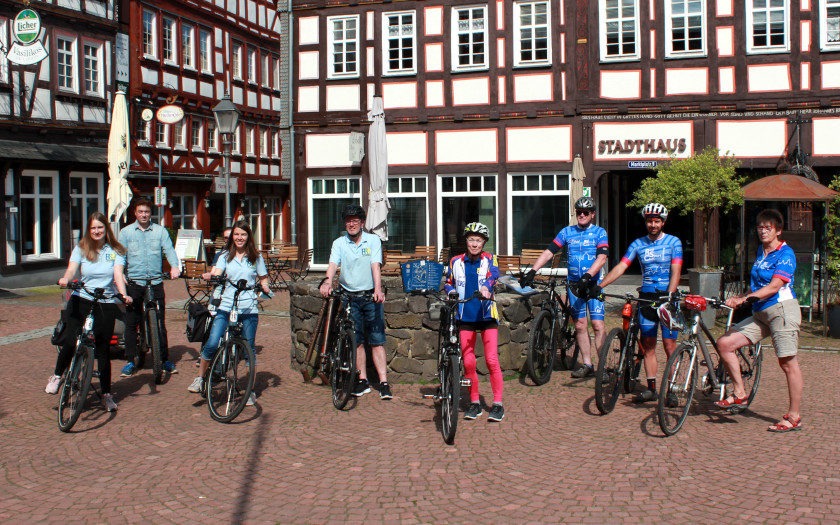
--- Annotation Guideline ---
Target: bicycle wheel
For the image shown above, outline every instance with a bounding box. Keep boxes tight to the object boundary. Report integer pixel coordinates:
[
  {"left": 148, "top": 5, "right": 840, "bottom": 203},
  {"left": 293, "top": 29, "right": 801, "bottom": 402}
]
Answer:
[
  {"left": 526, "top": 310, "right": 556, "bottom": 385},
  {"left": 207, "top": 338, "right": 255, "bottom": 423},
  {"left": 555, "top": 312, "right": 579, "bottom": 371},
  {"left": 331, "top": 326, "right": 357, "bottom": 410},
  {"left": 440, "top": 351, "right": 460, "bottom": 445},
  {"left": 147, "top": 308, "right": 164, "bottom": 384},
  {"left": 595, "top": 328, "right": 626, "bottom": 415},
  {"left": 658, "top": 342, "right": 698, "bottom": 436},
  {"left": 58, "top": 344, "right": 95, "bottom": 432}
]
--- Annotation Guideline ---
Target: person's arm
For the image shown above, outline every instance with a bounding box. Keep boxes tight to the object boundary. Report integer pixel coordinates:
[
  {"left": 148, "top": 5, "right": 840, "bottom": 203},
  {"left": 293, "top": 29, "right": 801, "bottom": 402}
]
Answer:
[
  {"left": 585, "top": 253, "right": 608, "bottom": 279},
  {"left": 58, "top": 261, "right": 80, "bottom": 288},
  {"left": 598, "top": 260, "right": 629, "bottom": 289},
  {"left": 371, "top": 261, "right": 384, "bottom": 303},
  {"left": 530, "top": 249, "right": 555, "bottom": 273},
  {"left": 160, "top": 227, "right": 181, "bottom": 279},
  {"left": 319, "top": 262, "right": 338, "bottom": 298},
  {"left": 480, "top": 254, "right": 500, "bottom": 299},
  {"left": 114, "top": 263, "right": 133, "bottom": 305},
  {"left": 255, "top": 256, "right": 271, "bottom": 295},
  {"left": 667, "top": 261, "right": 682, "bottom": 294}
]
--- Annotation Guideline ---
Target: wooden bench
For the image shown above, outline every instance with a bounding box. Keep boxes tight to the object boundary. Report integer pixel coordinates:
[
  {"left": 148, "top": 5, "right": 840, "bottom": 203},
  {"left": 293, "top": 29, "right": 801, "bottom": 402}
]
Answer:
[{"left": 413, "top": 245, "right": 437, "bottom": 261}]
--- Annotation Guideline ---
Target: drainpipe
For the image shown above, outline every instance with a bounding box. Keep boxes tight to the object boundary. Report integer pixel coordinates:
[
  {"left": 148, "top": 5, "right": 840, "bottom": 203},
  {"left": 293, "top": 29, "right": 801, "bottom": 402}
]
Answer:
[{"left": 282, "top": 0, "right": 296, "bottom": 245}]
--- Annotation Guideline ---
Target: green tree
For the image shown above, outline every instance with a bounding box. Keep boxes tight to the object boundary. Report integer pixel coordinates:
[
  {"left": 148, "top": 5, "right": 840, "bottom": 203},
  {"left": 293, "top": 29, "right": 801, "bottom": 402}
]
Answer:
[
  {"left": 629, "top": 147, "right": 744, "bottom": 267},
  {"left": 825, "top": 175, "right": 840, "bottom": 292}
]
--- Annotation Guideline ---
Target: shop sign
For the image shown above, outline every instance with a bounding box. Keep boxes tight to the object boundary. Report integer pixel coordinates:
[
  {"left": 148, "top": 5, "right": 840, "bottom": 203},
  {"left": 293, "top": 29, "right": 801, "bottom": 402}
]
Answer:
[
  {"left": 214, "top": 177, "right": 239, "bottom": 193},
  {"left": 593, "top": 121, "right": 693, "bottom": 161},
  {"left": 115, "top": 32, "right": 130, "bottom": 91},
  {"left": 7, "top": 9, "right": 48, "bottom": 65},
  {"left": 156, "top": 105, "right": 184, "bottom": 124},
  {"left": 628, "top": 160, "right": 658, "bottom": 169}
]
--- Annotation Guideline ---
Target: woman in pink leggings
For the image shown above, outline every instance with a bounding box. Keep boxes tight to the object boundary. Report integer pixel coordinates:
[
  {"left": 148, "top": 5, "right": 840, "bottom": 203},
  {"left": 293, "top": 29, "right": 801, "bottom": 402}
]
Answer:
[{"left": 444, "top": 222, "right": 504, "bottom": 422}]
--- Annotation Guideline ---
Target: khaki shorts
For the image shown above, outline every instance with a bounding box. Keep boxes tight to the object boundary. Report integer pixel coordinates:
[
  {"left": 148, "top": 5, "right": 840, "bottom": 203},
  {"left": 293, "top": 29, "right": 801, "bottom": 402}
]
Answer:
[{"left": 733, "top": 299, "right": 801, "bottom": 358}]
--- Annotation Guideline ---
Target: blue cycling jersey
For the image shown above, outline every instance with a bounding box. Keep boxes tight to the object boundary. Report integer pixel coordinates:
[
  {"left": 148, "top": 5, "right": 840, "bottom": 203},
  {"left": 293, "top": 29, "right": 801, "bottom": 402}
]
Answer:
[
  {"left": 551, "top": 224, "right": 609, "bottom": 282},
  {"left": 621, "top": 234, "right": 683, "bottom": 293},
  {"left": 750, "top": 241, "right": 796, "bottom": 312}
]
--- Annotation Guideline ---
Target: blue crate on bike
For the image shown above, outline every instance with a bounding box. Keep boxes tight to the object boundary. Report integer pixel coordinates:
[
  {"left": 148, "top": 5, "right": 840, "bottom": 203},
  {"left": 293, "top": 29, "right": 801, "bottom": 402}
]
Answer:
[{"left": 400, "top": 259, "right": 444, "bottom": 292}]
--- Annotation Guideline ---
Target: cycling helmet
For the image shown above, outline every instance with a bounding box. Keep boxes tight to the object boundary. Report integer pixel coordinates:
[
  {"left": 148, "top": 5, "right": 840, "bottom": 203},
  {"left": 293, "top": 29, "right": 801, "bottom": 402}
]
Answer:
[
  {"left": 341, "top": 203, "right": 366, "bottom": 221},
  {"left": 642, "top": 203, "right": 669, "bottom": 221},
  {"left": 657, "top": 302, "right": 683, "bottom": 331},
  {"left": 464, "top": 222, "right": 490, "bottom": 240},
  {"left": 574, "top": 197, "right": 595, "bottom": 211}
]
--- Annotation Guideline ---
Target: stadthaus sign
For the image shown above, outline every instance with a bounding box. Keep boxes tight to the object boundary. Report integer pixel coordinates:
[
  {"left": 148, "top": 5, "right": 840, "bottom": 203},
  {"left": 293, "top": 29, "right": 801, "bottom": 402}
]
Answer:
[{"left": 7, "top": 9, "right": 48, "bottom": 65}]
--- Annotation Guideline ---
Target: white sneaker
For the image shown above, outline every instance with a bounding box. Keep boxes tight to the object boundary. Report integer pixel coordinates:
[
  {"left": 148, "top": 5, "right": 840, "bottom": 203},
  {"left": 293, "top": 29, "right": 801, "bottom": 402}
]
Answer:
[
  {"left": 246, "top": 392, "right": 257, "bottom": 406},
  {"left": 102, "top": 393, "right": 118, "bottom": 412},
  {"left": 45, "top": 374, "right": 62, "bottom": 394},
  {"left": 187, "top": 376, "right": 204, "bottom": 393}
]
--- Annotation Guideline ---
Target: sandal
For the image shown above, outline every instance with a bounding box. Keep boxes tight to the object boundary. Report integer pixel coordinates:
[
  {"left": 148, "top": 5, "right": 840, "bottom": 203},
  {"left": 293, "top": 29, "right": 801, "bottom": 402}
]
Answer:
[
  {"left": 768, "top": 414, "right": 803, "bottom": 433},
  {"left": 714, "top": 394, "right": 749, "bottom": 409}
]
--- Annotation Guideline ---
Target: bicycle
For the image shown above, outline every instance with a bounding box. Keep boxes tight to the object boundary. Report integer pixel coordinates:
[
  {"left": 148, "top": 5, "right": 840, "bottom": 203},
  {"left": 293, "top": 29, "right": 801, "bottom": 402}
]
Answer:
[
  {"left": 657, "top": 293, "right": 763, "bottom": 436},
  {"left": 57, "top": 282, "right": 124, "bottom": 432},
  {"left": 126, "top": 278, "right": 167, "bottom": 384},
  {"left": 202, "top": 276, "right": 258, "bottom": 423},
  {"left": 594, "top": 292, "right": 663, "bottom": 415},
  {"left": 318, "top": 288, "right": 360, "bottom": 411},
  {"left": 524, "top": 276, "right": 580, "bottom": 385}
]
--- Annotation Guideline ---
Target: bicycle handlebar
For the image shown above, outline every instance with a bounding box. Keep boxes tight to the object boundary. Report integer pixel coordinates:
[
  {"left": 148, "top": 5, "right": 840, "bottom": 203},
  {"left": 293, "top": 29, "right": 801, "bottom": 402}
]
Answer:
[{"left": 61, "top": 281, "right": 125, "bottom": 302}]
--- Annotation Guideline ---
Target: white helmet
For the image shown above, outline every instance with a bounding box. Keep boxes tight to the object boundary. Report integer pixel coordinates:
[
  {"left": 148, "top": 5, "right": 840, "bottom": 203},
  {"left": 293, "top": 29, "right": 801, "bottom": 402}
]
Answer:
[
  {"left": 464, "top": 222, "right": 490, "bottom": 240},
  {"left": 657, "top": 302, "right": 683, "bottom": 331},
  {"left": 642, "top": 203, "right": 669, "bottom": 221}
]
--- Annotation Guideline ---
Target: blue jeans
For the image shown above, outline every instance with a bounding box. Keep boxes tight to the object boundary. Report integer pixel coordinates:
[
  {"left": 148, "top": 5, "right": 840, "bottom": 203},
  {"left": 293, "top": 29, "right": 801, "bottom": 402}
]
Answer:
[
  {"left": 201, "top": 311, "right": 258, "bottom": 361},
  {"left": 348, "top": 296, "right": 386, "bottom": 346}
]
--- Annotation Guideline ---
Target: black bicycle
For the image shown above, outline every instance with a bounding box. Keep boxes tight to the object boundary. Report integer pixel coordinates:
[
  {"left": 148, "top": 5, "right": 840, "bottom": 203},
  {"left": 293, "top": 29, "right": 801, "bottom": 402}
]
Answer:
[
  {"left": 203, "top": 277, "right": 258, "bottom": 423},
  {"left": 57, "top": 282, "right": 123, "bottom": 432},
  {"left": 320, "top": 288, "right": 360, "bottom": 411},
  {"left": 126, "top": 278, "right": 167, "bottom": 384},
  {"left": 525, "top": 277, "right": 579, "bottom": 385}
]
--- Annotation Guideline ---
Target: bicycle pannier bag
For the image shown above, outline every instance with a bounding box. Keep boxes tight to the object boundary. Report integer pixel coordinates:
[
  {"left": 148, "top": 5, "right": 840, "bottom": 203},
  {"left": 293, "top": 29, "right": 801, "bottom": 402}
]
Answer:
[{"left": 186, "top": 303, "right": 212, "bottom": 343}]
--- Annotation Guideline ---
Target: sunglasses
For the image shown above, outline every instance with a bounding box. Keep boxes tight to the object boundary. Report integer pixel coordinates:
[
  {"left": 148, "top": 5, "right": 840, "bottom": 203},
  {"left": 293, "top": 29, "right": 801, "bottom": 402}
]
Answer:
[{"left": 575, "top": 210, "right": 593, "bottom": 216}]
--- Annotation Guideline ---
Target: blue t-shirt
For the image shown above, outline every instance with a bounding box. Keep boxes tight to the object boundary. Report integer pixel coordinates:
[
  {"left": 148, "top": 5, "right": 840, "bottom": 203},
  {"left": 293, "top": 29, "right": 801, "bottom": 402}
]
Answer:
[
  {"left": 750, "top": 241, "right": 796, "bottom": 312},
  {"left": 215, "top": 254, "right": 267, "bottom": 314},
  {"left": 329, "top": 232, "right": 383, "bottom": 292},
  {"left": 551, "top": 224, "right": 609, "bottom": 282},
  {"left": 621, "top": 234, "right": 683, "bottom": 293},
  {"left": 70, "top": 244, "right": 125, "bottom": 303}
]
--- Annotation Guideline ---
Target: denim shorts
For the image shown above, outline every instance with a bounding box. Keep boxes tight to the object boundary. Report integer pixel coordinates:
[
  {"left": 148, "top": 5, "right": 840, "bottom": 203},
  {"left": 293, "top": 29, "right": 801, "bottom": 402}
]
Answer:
[{"left": 348, "top": 295, "right": 386, "bottom": 347}]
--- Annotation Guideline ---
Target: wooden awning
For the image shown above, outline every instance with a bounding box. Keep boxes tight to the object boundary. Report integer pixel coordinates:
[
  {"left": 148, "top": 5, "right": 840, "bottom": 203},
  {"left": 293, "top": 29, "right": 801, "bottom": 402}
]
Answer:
[{"left": 742, "top": 174, "right": 838, "bottom": 202}]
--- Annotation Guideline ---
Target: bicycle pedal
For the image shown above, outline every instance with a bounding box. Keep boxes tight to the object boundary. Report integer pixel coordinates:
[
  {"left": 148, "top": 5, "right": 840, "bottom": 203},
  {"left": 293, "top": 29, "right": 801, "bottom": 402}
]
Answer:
[
  {"left": 460, "top": 379, "right": 471, "bottom": 387},
  {"left": 422, "top": 393, "right": 437, "bottom": 400}
]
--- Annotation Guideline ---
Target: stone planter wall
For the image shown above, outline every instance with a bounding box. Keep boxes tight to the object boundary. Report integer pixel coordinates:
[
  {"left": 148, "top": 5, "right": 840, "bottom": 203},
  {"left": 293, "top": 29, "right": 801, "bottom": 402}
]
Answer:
[{"left": 289, "top": 277, "right": 543, "bottom": 382}]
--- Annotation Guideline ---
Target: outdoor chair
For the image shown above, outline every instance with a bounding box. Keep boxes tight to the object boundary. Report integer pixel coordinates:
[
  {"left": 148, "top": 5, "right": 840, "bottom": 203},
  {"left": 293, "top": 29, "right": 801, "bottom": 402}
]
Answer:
[{"left": 182, "top": 259, "right": 212, "bottom": 308}]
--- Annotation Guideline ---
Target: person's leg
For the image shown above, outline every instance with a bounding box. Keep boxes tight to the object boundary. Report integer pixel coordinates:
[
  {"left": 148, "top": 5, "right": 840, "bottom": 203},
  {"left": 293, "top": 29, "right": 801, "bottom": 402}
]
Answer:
[
  {"left": 460, "top": 329, "right": 479, "bottom": 402},
  {"left": 93, "top": 303, "right": 117, "bottom": 395},
  {"left": 767, "top": 301, "right": 802, "bottom": 428},
  {"left": 196, "top": 313, "right": 229, "bottom": 379},
  {"left": 153, "top": 283, "right": 170, "bottom": 361},
  {"left": 122, "top": 283, "right": 143, "bottom": 363},
  {"left": 716, "top": 330, "right": 754, "bottom": 400},
  {"left": 366, "top": 301, "right": 388, "bottom": 383},
  {"left": 589, "top": 297, "right": 607, "bottom": 353},
  {"left": 481, "top": 328, "right": 503, "bottom": 405},
  {"left": 569, "top": 289, "right": 592, "bottom": 366},
  {"left": 777, "top": 355, "right": 803, "bottom": 422}
]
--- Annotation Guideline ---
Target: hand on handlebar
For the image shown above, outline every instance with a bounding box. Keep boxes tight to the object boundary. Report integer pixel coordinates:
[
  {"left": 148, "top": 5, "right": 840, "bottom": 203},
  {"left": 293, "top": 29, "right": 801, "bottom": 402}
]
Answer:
[{"left": 519, "top": 269, "right": 536, "bottom": 288}]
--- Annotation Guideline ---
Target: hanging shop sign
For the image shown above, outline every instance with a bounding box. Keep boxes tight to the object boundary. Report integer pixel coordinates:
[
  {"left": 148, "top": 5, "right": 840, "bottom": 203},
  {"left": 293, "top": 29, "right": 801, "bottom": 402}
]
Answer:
[
  {"left": 7, "top": 9, "right": 48, "bottom": 65},
  {"left": 593, "top": 121, "right": 693, "bottom": 161},
  {"left": 156, "top": 105, "right": 185, "bottom": 124}
]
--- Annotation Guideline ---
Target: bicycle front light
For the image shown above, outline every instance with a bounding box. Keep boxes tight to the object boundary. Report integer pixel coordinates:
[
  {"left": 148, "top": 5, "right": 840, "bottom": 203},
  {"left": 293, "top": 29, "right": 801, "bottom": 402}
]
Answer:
[{"left": 449, "top": 334, "right": 458, "bottom": 344}]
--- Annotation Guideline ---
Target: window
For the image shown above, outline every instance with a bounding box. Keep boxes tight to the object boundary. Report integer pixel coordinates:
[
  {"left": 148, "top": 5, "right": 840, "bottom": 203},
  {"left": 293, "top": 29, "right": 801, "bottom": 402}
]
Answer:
[
  {"left": 327, "top": 16, "right": 359, "bottom": 78},
  {"left": 821, "top": 0, "right": 840, "bottom": 49},
  {"left": 514, "top": 2, "right": 551, "bottom": 66},
  {"left": 69, "top": 173, "right": 103, "bottom": 247},
  {"left": 162, "top": 18, "right": 176, "bottom": 62},
  {"left": 747, "top": 0, "right": 789, "bottom": 53},
  {"left": 182, "top": 24, "right": 194, "bottom": 68},
  {"left": 600, "top": 0, "right": 640, "bottom": 61},
  {"left": 142, "top": 10, "right": 157, "bottom": 58},
  {"left": 232, "top": 43, "right": 242, "bottom": 79},
  {"left": 273, "top": 57, "right": 281, "bottom": 87},
  {"left": 19, "top": 171, "right": 60, "bottom": 261},
  {"left": 245, "top": 125, "right": 255, "bottom": 156},
  {"left": 137, "top": 119, "right": 151, "bottom": 144},
  {"left": 451, "top": 6, "right": 488, "bottom": 71},
  {"left": 83, "top": 42, "right": 101, "bottom": 96},
  {"left": 191, "top": 120, "right": 202, "bottom": 149},
  {"left": 273, "top": 131, "right": 280, "bottom": 156},
  {"left": 232, "top": 126, "right": 241, "bottom": 154},
  {"left": 386, "top": 176, "right": 428, "bottom": 253},
  {"left": 174, "top": 121, "right": 185, "bottom": 148},
  {"left": 199, "top": 29, "right": 212, "bottom": 72},
  {"left": 156, "top": 122, "right": 167, "bottom": 146},
  {"left": 57, "top": 37, "right": 75, "bottom": 91},
  {"left": 438, "top": 175, "right": 496, "bottom": 254},
  {"left": 265, "top": 197, "right": 284, "bottom": 243},
  {"left": 261, "top": 55, "right": 270, "bottom": 87},
  {"left": 248, "top": 49, "right": 257, "bottom": 82},
  {"left": 170, "top": 194, "right": 196, "bottom": 229},
  {"left": 242, "top": 197, "right": 262, "bottom": 243},
  {"left": 309, "top": 177, "right": 362, "bottom": 264},
  {"left": 207, "top": 121, "right": 217, "bottom": 150},
  {"left": 260, "top": 129, "right": 268, "bottom": 156},
  {"left": 508, "top": 173, "right": 570, "bottom": 254},
  {"left": 666, "top": 0, "right": 705, "bottom": 56},
  {"left": 383, "top": 11, "right": 416, "bottom": 75}
]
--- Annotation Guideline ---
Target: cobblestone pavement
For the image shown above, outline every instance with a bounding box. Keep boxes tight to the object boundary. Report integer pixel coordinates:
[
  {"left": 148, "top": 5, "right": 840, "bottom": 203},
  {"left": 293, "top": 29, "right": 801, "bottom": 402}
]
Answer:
[{"left": 1, "top": 281, "right": 838, "bottom": 523}]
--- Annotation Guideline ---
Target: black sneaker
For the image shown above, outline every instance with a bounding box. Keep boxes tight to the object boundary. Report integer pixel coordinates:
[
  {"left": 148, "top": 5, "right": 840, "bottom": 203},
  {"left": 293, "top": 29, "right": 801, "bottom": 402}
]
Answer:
[
  {"left": 633, "top": 389, "right": 657, "bottom": 403},
  {"left": 352, "top": 378, "right": 371, "bottom": 397},
  {"left": 487, "top": 404, "right": 505, "bottom": 422},
  {"left": 379, "top": 382, "right": 393, "bottom": 400},
  {"left": 464, "top": 403, "right": 483, "bottom": 420},
  {"left": 570, "top": 364, "right": 595, "bottom": 379}
]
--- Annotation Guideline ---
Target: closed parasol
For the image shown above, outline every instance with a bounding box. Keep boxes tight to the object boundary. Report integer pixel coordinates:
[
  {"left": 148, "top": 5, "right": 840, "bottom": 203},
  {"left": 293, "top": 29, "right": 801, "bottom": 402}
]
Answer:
[
  {"left": 569, "top": 155, "right": 585, "bottom": 225},
  {"left": 106, "top": 91, "right": 133, "bottom": 224},
  {"left": 365, "top": 96, "right": 390, "bottom": 241}
]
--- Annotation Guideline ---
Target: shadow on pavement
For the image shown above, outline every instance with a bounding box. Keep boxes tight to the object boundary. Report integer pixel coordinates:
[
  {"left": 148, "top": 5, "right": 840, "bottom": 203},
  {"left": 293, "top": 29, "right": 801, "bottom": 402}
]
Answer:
[{"left": 232, "top": 413, "right": 270, "bottom": 522}]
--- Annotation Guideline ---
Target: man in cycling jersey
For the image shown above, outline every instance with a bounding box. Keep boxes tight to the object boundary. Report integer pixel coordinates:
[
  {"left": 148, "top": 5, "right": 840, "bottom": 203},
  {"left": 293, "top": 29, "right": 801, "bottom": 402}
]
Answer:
[
  {"left": 319, "top": 204, "right": 392, "bottom": 400},
  {"left": 590, "top": 203, "right": 683, "bottom": 403},
  {"left": 519, "top": 197, "right": 609, "bottom": 379}
]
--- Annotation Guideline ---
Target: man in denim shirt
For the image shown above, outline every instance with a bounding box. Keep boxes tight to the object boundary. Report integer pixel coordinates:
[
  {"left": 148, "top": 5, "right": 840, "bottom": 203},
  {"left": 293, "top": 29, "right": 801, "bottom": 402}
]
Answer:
[{"left": 118, "top": 198, "right": 181, "bottom": 376}]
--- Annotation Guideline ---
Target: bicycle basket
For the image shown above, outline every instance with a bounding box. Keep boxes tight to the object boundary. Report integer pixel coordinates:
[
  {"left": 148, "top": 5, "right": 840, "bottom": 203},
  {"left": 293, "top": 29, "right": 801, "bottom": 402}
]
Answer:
[{"left": 400, "top": 259, "right": 444, "bottom": 293}]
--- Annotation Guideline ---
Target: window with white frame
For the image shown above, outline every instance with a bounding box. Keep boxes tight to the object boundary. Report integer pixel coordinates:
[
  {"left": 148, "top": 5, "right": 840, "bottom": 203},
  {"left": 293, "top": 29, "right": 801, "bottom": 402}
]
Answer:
[
  {"left": 265, "top": 197, "right": 283, "bottom": 243},
  {"left": 439, "top": 174, "right": 496, "bottom": 254},
  {"left": 69, "top": 173, "right": 103, "bottom": 247},
  {"left": 309, "top": 177, "right": 362, "bottom": 264},
  {"left": 207, "top": 121, "right": 217, "bottom": 150},
  {"left": 245, "top": 125, "right": 254, "bottom": 156},
  {"left": 170, "top": 194, "right": 196, "bottom": 230},
  {"left": 191, "top": 120, "right": 202, "bottom": 149},
  {"left": 327, "top": 15, "right": 359, "bottom": 78},
  {"left": 162, "top": 17, "right": 176, "bottom": 63},
  {"left": 143, "top": 10, "right": 157, "bottom": 58},
  {"left": 156, "top": 122, "right": 168, "bottom": 146},
  {"left": 508, "top": 173, "right": 570, "bottom": 254},
  {"left": 273, "top": 131, "right": 280, "bottom": 156},
  {"left": 232, "top": 43, "right": 242, "bottom": 79},
  {"left": 273, "top": 56, "right": 281, "bottom": 87},
  {"left": 83, "top": 42, "right": 102, "bottom": 96},
  {"left": 451, "top": 6, "right": 488, "bottom": 71},
  {"left": 821, "top": 0, "right": 840, "bottom": 49},
  {"left": 137, "top": 119, "right": 151, "bottom": 144},
  {"left": 600, "top": 0, "right": 640, "bottom": 61},
  {"left": 199, "top": 29, "right": 211, "bottom": 72},
  {"left": 248, "top": 49, "right": 257, "bottom": 82},
  {"left": 260, "top": 129, "right": 268, "bottom": 156},
  {"left": 19, "top": 171, "right": 60, "bottom": 261},
  {"left": 383, "top": 11, "right": 416, "bottom": 75},
  {"left": 747, "top": 0, "right": 789, "bottom": 53},
  {"left": 232, "top": 126, "right": 241, "bottom": 154},
  {"left": 386, "top": 176, "right": 428, "bottom": 253},
  {"left": 514, "top": 1, "right": 551, "bottom": 66},
  {"left": 182, "top": 24, "right": 194, "bottom": 68},
  {"left": 174, "top": 120, "right": 185, "bottom": 149},
  {"left": 666, "top": 0, "right": 705, "bottom": 57},
  {"left": 57, "top": 37, "right": 76, "bottom": 91},
  {"left": 242, "top": 197, "right": 262, "bottom": 244},
  {"left": 261, "top": 55, "right": 270, "bottom": 87}
]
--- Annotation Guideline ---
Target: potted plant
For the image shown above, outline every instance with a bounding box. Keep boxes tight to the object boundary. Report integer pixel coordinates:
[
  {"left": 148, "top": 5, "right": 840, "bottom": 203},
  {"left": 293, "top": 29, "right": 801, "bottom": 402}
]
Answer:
[{"left": 824, "top": 175, "right": 840, "bottom": 337}]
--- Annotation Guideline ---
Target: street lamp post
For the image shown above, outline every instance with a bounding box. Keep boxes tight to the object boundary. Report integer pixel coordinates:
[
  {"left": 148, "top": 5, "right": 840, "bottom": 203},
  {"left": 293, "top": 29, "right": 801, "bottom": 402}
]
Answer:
[{"left": 212, "top": 93, "right": 240, "bottom": 228}]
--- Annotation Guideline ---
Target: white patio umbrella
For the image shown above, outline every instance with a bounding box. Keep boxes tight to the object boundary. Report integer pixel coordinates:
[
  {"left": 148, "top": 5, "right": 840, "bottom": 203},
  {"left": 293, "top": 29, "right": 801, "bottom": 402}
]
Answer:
[
  {"left": 365, "top": 96, "right": 390, "bottom": 240},
  {"left": 106, "top": 90, "right": 133, "bottom": 224},
  {"left": 569, "top": 154, "right": 585, "bottom": 225}
]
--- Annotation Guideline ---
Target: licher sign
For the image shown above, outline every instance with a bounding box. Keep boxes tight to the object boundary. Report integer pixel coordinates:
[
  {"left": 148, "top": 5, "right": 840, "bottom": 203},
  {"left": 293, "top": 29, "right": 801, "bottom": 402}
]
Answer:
[
  {"left": 593, "top": 121, "right": 693, "bottom": 161},
  {"left": 7, "top": 9, "right": 48, "bottom": 65}
]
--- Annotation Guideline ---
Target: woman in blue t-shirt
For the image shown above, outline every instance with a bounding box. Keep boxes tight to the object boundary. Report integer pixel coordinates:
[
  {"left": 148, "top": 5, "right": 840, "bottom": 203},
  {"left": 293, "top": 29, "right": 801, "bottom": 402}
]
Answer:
[
  {"left": 45, "top": 212, "right": 130, "bottom": 413},
  {"left": 717, "top": 209, "right": 803, "bottom": 432}
]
